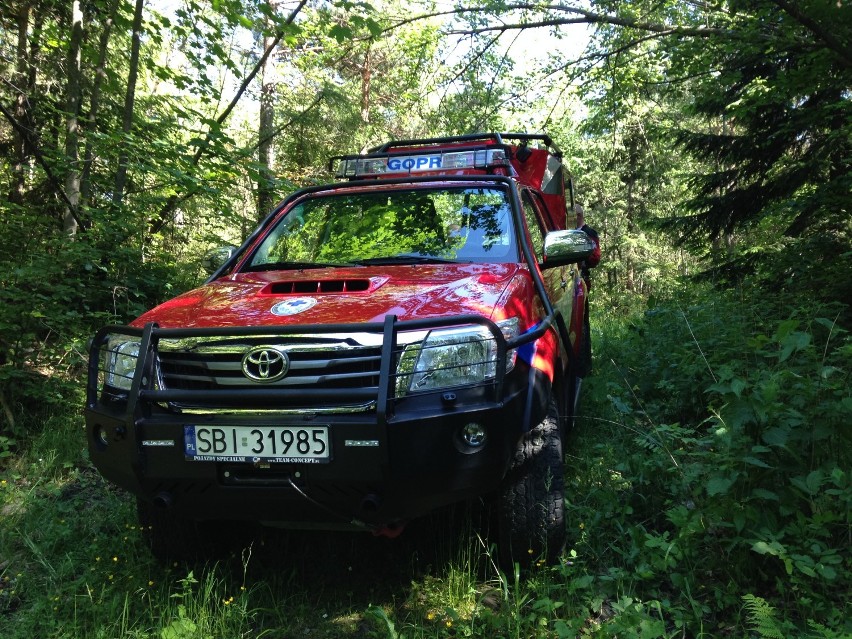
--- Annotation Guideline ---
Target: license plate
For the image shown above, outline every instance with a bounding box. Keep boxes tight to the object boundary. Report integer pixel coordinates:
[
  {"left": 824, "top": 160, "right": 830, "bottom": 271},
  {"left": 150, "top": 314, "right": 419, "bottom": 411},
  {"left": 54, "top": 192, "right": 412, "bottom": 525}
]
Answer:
[{"left": 184, "top": 425, "right": 330, "bottom": 464}]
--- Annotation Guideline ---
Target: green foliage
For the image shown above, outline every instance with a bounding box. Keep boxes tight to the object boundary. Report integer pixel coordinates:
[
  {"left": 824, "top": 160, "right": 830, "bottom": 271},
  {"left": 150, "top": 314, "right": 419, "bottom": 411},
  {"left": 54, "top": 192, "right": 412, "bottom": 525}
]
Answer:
[
  {"left": 585, "top": 284, "right": 851, "bottom": 633},
  {"left": 271, "top": 0, "right": 444, "bottom": 177},
  {"left": 654, "top": 1, "right": 852, "bottom": 311},
  {"left": 0, "top": 202, "right": 192, "bottom": 430},
  {"left": 554, "top": 119, "right": 696, "bottom": 301},
  {"left": 740, "top": 593, "right": 850, "bottom": 639},
  {"left": 670, "top": 2, "right": 851, "bottom": 239},
  {"left": 424, "top": 44, "right": 513, "bottom": 135}
]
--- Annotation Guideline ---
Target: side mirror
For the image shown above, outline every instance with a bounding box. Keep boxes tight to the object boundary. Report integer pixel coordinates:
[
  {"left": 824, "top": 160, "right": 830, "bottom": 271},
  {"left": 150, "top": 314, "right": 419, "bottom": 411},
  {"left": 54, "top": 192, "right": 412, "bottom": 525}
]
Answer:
[
  {"left": 201, "top": 246, "right": 238, "bottom": 275},
  {"left": 542, "top": 229, "right": 595, "bottom": 268}
]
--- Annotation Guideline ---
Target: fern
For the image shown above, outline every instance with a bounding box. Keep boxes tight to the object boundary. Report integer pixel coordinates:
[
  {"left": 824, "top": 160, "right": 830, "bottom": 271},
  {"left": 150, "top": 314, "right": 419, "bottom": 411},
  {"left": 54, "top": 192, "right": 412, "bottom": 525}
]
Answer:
[
  {"left": 742, "top": 594, "right": 784, "bottom": 639},
  {"left": 806, "top": 620, "right": 850, "bottom": 639}
]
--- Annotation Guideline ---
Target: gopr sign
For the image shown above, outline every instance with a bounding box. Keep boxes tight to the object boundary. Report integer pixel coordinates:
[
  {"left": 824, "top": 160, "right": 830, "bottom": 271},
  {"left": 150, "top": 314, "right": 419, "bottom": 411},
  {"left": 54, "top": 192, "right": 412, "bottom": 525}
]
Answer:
[{"left": 387, "top": 155, "right": 443, "bottom": 171}]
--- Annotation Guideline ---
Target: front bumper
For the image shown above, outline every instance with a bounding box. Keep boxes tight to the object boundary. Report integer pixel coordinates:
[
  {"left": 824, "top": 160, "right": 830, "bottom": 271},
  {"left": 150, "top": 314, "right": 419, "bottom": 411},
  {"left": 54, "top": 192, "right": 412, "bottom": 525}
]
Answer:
[
  {"left": 86, "top": 375, "right": 545, "bottom": 528},
  {"left": 85, "top": 316, "right": 553, "bottom": 529}
]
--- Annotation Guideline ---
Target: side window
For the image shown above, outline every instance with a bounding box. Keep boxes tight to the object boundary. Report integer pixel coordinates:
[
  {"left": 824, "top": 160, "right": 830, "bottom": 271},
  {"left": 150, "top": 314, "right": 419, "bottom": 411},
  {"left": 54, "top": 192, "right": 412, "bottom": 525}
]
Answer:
[{"left": 521, "top": 191, "right": 546, "bottom": 261}]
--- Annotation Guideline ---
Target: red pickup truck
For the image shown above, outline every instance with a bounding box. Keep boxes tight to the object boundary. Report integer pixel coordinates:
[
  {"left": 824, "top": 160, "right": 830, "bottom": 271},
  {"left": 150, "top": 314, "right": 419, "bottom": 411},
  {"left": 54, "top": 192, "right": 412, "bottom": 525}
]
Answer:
[{"left": 85, "top": 133, "right": 596, "bottom": 570}]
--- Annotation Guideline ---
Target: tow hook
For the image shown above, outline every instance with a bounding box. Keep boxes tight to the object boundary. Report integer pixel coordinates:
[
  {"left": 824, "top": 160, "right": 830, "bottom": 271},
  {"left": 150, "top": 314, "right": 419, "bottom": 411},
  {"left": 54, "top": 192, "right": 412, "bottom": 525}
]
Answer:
[{"left": 372, "top": 522, "right": 406, "bottom": 539}]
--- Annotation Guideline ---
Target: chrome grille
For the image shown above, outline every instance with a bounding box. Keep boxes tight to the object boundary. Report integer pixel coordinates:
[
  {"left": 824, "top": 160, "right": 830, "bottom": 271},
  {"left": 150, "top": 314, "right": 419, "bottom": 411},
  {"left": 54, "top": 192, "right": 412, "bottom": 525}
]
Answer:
[{"left": 156, "top": 337, "right": 384, "bottom": 408}]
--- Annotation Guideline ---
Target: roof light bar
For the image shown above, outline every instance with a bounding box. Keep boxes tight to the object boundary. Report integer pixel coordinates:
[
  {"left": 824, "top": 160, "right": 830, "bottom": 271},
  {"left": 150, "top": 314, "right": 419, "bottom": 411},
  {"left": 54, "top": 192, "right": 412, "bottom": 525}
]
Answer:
[{"left": 333, "top": 148, "right": 509, "bottom": 179}]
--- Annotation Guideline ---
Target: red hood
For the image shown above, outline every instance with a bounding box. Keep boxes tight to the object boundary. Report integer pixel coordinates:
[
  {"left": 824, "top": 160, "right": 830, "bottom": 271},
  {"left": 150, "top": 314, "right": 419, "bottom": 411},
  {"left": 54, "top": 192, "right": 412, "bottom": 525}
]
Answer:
[{"left": 132, "top": 264, "right": 523, "bottom": 329}]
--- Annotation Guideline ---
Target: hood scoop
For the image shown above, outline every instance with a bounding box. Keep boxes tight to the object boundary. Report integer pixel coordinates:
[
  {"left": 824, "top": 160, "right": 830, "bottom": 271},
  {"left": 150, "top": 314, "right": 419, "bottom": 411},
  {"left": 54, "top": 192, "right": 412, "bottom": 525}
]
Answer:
[{"left": 264, "top": 279, "right": 372, "bottom": 295}]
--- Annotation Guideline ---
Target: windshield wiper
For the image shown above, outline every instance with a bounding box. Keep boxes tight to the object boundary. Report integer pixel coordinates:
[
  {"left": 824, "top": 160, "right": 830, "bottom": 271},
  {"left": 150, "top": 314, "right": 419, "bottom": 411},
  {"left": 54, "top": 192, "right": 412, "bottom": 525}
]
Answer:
[
  {"left": 243, "top": 261, "right": 356, "bottom": 272},
  {"left": 354, "top": 254, "right": 470, "bottom": 266}
]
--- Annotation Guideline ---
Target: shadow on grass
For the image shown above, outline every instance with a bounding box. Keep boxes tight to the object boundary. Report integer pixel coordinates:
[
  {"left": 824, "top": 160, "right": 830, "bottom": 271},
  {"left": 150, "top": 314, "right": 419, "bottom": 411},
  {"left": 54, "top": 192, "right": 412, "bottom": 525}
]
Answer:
[{"left": 186, "top": 500, "right": 488, "bottom": 606}]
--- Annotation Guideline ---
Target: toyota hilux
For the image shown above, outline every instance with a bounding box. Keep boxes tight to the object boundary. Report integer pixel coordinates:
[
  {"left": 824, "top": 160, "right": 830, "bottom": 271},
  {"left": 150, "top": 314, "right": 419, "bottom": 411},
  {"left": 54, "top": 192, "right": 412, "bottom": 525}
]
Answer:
[{"left": 85, "top": 132, "right": 596, "bottom": 569}]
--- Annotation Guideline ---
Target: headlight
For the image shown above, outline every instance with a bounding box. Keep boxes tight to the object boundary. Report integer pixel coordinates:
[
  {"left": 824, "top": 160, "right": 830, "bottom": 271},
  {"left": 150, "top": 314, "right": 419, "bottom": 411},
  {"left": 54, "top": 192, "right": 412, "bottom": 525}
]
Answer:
[
  {"left": 102, "top": 336, "right": 141, "bottom": 391},
  {"left": 397, "top": 318, "right": 519, "bottom": 395}
]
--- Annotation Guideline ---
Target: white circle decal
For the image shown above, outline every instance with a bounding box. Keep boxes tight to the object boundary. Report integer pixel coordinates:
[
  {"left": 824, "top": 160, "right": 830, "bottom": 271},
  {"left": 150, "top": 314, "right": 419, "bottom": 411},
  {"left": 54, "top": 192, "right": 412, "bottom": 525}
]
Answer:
[{"left": 271, "top": 297, "right": 318, "bottom": 316}]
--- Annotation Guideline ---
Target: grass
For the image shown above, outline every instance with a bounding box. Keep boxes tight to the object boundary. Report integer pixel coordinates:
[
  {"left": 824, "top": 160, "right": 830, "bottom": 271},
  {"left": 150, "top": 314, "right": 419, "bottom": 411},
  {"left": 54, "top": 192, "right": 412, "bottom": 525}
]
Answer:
[{"left": 1, "top": 286, "right": 849, "bottom": 638}]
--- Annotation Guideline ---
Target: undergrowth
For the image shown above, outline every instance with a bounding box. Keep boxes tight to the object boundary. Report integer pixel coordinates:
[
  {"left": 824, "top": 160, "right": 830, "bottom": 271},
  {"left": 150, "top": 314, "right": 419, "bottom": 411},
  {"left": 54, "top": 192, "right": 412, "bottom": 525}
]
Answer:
[
  {"left": 563, "top": 285, "right": 850, "bottom": 636},
  {"left": 0, "top": 283, "right": 849, "bottom": 637}
]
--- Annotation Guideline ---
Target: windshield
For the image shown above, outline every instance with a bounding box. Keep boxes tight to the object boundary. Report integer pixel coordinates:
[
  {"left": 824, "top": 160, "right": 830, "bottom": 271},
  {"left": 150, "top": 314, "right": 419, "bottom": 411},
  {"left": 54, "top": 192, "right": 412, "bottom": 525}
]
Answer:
[{"left": 243, "top": 187, "right": 517, "bottom": 270}]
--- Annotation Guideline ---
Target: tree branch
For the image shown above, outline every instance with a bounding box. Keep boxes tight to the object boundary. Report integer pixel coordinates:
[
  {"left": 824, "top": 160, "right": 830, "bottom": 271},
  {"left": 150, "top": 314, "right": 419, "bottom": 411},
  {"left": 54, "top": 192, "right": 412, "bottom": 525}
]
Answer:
[
  {"left": 151, "top": 88, "right": 326, "bottom": 231},
  {"left": 449, "top": 16, "right": 727, "bottom": 39},
  {"left": 770, "top": 0, "right": 852, "bottom": 69},
  {"left": 446, "top": 33, "right": 503, "bottom": 87},
  {"left": 382, "top": 3, "right": 730, "bottom": 39}
]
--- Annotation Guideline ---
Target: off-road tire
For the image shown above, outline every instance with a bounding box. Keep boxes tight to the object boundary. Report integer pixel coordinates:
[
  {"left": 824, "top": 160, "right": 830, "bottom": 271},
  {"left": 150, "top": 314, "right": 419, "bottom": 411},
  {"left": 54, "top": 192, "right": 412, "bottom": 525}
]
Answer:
[
  {"left": 496, "top": 399, "right": 566, "bottom": 572},
  {"left": 578, "top": 311, "right": 592, "bottom": 378},
  {"left": 136, "top": 498, "right": 243, "bottom": 564},
  {"left": 137, "top": 498, "right": 204, "bottom": 563}
]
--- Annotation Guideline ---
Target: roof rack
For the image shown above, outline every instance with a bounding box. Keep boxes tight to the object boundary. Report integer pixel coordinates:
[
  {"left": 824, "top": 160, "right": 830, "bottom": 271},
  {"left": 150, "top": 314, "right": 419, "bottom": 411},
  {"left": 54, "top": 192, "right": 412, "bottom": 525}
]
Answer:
[
  {"left": 328, "top": 146, "right": 511, "bottom": 179},
  {"left": 368, "top": 132, "right": 560, "bottom": 156},
  {"left": 327, "top": 132, "right": 565, "bottom": 180}
]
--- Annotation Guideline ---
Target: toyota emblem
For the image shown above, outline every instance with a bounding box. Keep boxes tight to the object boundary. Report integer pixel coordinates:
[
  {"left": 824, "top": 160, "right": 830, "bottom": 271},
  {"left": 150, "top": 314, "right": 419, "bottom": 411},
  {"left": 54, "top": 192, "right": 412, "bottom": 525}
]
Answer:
[{"left": 241, "top": 347, "right": 290, "bottom": 383}]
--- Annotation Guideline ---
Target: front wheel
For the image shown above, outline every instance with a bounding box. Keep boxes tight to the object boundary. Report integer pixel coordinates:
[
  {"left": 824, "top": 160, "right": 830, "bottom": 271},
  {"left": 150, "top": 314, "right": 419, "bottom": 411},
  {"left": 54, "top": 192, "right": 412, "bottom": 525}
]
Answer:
[
  {"left": 496, "top": 399, "right": 566, "bottom": 572},
  {"left": 136, "top": 498, "right": 250, "bottom": 564},
  {"left": 137, "top": 498, "right": 207, "bottom": 563}
]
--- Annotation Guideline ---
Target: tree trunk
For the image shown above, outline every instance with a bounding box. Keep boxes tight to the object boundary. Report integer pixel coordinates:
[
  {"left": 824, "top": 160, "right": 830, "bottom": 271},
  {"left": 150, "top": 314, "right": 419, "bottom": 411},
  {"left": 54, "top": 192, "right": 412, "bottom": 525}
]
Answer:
[
  {"left": 63, "top": 0, "right": 84, "bottom": 237},
  {"left": 9, "top": 3, "right": 31, "bottom": 206},
  {"left": 624, "top": 177, "right": 636, "bottom": 293},
  {"left": 113, "top": 0, "right": 144, "bottom": 207},
  {"left": 361, "top": 44, "right": 372, "bottom": 123},
  {"left": 80, "top": 0, "right": 119, "bottom": 208},
  {"left": 256, "top": 0, "right": 279, "bottom": 222}
]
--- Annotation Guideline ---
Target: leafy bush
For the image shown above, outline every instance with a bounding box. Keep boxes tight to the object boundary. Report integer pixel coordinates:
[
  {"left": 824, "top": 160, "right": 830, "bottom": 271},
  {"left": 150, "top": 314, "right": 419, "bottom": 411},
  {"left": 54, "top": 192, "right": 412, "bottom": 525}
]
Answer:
[
  {"left": 0, "top": 208, "right": 198, "bottom": 447},
  {"left": 584, "top": 285, "right": 851, "bottom": 633}
]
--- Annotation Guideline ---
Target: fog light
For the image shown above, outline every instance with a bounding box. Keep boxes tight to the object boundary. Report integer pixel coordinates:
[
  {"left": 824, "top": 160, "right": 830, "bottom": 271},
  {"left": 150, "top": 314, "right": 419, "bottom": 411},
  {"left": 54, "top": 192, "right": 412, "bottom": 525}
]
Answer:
[
  {"left": 95, "top": 425, "right": 109, "bottom": 449},
  {"left": 460, "top": 423, "right": 487, "bottom": 447}
]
